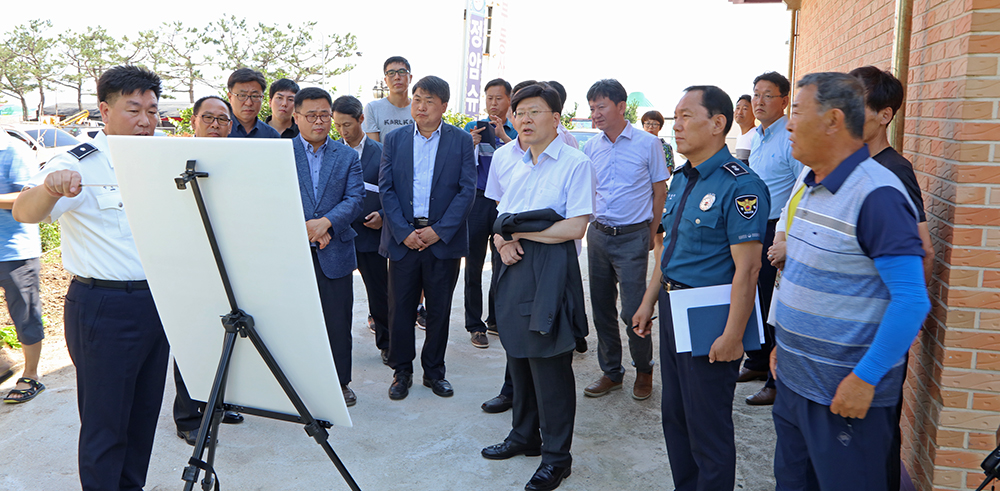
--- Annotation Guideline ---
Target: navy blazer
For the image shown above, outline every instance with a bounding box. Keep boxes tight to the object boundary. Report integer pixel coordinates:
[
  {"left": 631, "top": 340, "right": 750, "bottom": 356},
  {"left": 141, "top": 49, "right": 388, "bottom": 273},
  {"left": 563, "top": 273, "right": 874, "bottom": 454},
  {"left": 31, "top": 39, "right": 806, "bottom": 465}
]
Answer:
[
  {"left": 378, "top": 123, "right": 476, "bottom": 261},
  {"left": 293, "top": 136, "right": 365, "bottom": 279},
  {"left": 347, "top": 137, "right": 385, "bottom": 254}
]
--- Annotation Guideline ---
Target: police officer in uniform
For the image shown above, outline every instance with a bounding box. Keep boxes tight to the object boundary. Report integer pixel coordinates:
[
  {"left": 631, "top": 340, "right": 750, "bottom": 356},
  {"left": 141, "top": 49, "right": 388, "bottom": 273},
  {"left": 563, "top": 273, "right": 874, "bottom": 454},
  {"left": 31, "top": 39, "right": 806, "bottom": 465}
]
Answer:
[
  {"left": 633, "top": 85, "right": 770, "bottom": 491},
  {"left": 13, "top": 66, "right": 169, "bottom": 491}
]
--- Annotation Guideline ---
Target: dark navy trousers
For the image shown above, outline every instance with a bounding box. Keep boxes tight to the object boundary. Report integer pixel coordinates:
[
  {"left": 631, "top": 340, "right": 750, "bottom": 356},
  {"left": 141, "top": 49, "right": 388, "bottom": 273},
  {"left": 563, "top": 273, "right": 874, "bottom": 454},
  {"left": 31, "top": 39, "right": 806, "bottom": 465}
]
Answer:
[
  {"left": 773, "top": 379, "right": 895, "bottom": 491},
  {"left": 64, "top": 279, "right": 169, "bottom": 491},
  {"left": 659, "top": 287, "right": 740, "bottom": 491}
]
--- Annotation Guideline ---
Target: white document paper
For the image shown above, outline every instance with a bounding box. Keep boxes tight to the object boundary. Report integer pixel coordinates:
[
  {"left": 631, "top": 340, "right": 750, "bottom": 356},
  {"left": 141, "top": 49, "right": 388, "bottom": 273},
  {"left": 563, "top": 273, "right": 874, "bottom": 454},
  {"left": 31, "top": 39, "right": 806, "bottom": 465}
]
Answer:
[
  {"left": 668, "top": 283, "right": 765, "bottom": 354},
  {"left": 364, "top": 181, "right": 379, "bottom": 193},
  {"left": 106, "top": 136, "right": 351, "bottom": 427}
]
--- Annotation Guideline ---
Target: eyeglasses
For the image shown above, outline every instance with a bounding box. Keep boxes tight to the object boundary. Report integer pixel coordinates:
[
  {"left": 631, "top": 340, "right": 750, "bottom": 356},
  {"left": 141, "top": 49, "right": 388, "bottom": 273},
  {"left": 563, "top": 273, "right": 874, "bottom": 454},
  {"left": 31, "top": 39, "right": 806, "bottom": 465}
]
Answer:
[
  {"left": 385, "top": 68, "right": 410, "bottom": 78},
  {"left": 514, "top": 109, "right": 554, "bottom": 120},
  {"left": 298, "top": 112, "right": 332, "bottom": 123},
  {"left": 233, "top": 93, "right": 264, "bottom": 102},
  {"left": 198, "top": 114, "right": 231, "bottom": 125},
  {"left": 642, "top": 121, "right": 661, "bottom": 128},
  {"left": 752, "top": 94, "right": 781, "bottom": 102}
]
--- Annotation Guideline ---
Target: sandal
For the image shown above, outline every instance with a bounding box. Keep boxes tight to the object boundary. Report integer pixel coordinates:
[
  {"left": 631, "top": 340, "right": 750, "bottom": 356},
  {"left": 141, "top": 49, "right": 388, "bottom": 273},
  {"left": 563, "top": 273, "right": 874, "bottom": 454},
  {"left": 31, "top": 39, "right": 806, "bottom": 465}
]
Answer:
[{"left": 4, "top": 377, "right": 45, "bottom": 404}]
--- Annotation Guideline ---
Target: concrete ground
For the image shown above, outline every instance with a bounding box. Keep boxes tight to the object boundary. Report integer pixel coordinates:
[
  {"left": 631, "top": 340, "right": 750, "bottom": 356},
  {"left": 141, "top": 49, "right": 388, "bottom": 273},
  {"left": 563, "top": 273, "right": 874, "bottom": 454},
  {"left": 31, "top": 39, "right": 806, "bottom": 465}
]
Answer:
[{"left": 0, "top": 245, "right": 777, "bottom": 491}]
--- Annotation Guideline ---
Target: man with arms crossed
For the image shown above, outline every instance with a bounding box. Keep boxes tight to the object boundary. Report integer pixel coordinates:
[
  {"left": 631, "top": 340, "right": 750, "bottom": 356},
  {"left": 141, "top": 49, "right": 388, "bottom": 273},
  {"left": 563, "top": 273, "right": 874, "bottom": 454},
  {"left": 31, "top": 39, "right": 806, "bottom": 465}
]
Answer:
[
  {"left": 583, "top": 79, "right": 668, "bottom": 401},
  {"left": 332, "top": 95, "right": 389, "bottom": 365},
  {"left": 291, "top": 88, "right": 365, "bottom": 406},
  {"left": 740, "top": 71, "right": 804, "bottom": 406},
  {"left": 226, "top": 67, "right": 280, "bottom": 139},
  {"left": 379, "top": 76, "right": 475, "bottom": 401},
  {"left": 13, "top": 65, "right": 170, "bottom": 491},
  {"left": 481, "top": 82, "right": 594, "bottom": 491},
  {"left": 633, "top": 85, "right": 769, "bottom": 491},
  {"left": 771, "top": 72, "right": 929, "bottom": 491}
]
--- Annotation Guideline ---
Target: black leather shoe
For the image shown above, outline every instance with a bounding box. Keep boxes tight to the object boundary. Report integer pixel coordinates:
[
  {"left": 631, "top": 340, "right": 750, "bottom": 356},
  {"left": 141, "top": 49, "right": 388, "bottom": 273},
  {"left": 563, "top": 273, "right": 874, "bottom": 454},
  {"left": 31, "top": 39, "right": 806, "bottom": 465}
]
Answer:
[
  {"left": 525, "top": 463, "right": 571, "bottom": 491},
  {"left": 574, "top": 337, "right": 587, "bottom": 353},
  {"left": 422, "top": 376, "right": 454, "bottom": 397},
  {"left": 482, "top": 440, "right": 542, "bottom": 460},
  {"left": 481, "top": 394, "right": 512, "bottom": 413},
  {"left": 389, "top": 373, "right": 412, "bottom": 400},
  {"left": 380, "top": 348, "right": 390, "bottom": 366},
  {"left": 342, "top": 385, "right": 357, "bottom": 407},
  {"left": 176, "top": 428, "right": 211, "bottom": 447},
  {"left": 222, "top": 410, "right": 243, "bottom": 425}
]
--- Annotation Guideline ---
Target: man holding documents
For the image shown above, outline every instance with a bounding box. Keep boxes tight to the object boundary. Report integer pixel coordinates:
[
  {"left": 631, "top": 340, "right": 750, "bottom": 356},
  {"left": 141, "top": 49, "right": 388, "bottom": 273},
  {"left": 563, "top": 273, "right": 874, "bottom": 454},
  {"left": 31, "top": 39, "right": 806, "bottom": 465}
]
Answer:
[
  {"left": 632, "top": 85, "right": 769, "bottom": 491},
  {"left": 770, "top": 73, "right": 929, "bottom": 490}
]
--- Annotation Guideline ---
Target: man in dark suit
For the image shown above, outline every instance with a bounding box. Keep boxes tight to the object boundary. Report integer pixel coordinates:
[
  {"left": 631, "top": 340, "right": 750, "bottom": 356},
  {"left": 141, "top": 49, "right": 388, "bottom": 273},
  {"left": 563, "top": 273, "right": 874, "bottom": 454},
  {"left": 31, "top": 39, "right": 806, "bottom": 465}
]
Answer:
[
  {"left": 291, "top": 88, "right": 365, "bottom": 406},
  {"left": 332, "top": 95, "right": 390, "bottom": 365},
  {"left": 379, "top": 75, "right": 476, "bottom": 401}
]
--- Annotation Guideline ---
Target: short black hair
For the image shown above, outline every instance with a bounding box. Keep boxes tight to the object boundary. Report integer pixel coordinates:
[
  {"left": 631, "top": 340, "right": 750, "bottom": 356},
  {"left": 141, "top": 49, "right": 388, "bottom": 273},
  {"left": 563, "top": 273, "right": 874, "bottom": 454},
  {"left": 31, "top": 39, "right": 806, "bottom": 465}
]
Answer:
[
  {"left": 737, "top": 94, "right": 752, "bottom": 105},
  {"left": 97, "top": 65, "right": 162, "bottom": 104},
  {"left": 228, "top": 68, "right": 267, "bottom": 93},
  {"left": 753, "top": 71, "right": 791, "bottom": 97},
  {"left": 412, "top": 76, "right": 450, "bottom": 104},
  {"left": 848, "top": 65, "right": 904, "bottom": 122},
  {"left": 641, "top": 110, "right": 664, "bottom": 126},
  {"left": 586, "top": 79, "right": 627, "bottom": 105},
  {"left": 511, "top": 83, "right": 562, "bottom": 114},
  {"left": 331, "top": 95, "right": 364, "bottom": 120},
  {"left": 269, "top": 78, "right": 300, "bottom": 100},
  {"left": 383, "top": 56, "right": 411, "bottom": 72},
  {"left": 512, "top": 80, "right": 537, "bottom": 98},
  {"left": 796, "top": 72, "right": 866, "bottom": 140},
  {"left": 683, "top": 85, "right": 734, "bottom": 134},
  {"left": 193, "top": 95, "right": 232, "bottom": 116},
  {"left": 294, "top": 87, "right": 333, "bottom": 111},
  {"left": 484, "top": 78, "right": 512, "bottom": 97},
  {"left": 546, "top": 80, "right": 568, "bottom": 105}
]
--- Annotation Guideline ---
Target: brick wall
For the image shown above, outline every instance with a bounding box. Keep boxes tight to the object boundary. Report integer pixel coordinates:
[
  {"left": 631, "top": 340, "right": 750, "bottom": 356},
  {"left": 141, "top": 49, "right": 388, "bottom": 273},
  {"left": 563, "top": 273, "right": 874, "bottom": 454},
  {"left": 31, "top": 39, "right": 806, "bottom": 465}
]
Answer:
[{"left": 791, "top": 0, "right": 1000, "bottom": 490}]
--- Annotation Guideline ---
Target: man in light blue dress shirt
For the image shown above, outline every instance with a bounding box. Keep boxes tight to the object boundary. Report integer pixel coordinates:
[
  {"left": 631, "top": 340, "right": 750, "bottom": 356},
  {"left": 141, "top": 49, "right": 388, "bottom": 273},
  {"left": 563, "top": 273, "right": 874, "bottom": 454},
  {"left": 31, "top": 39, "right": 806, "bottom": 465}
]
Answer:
[
  {"left": 582, "top": 79, "right": 668, "bottom": 402},
  {"left": 741, "top": 71, "right": 805, "bottom": 406}
]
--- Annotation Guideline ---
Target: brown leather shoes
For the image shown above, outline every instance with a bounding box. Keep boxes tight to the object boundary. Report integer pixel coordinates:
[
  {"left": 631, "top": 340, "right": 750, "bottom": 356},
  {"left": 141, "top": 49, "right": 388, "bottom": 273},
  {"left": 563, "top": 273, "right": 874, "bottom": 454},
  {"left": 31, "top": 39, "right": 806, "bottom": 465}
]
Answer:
[
  {"left": 583, "top": 375, "right": 622, "bottom": 397},
  {"left": 746, "top": 386, "right": 776, "bottom": 405},
  {"left": 736, "top": 367, "right": 768, "bottom": 383},
  {"left": 632, "top": 372, "right": 653, "bottom": 400}
]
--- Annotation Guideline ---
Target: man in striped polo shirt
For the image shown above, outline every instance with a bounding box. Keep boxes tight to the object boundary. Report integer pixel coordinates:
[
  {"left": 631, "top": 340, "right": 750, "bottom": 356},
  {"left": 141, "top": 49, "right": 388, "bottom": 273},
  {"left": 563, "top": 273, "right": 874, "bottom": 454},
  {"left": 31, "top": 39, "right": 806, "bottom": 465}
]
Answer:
[{"left": 771, "top": 72, "right": 930, "bottom": 490}]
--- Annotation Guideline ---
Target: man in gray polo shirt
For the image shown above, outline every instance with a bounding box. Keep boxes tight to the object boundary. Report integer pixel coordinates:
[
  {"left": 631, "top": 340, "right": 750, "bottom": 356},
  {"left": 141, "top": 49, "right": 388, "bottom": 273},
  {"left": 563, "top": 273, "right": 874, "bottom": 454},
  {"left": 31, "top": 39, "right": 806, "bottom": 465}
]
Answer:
[{"left": 363, "top": 56, "right": 415, "bottom": 142}]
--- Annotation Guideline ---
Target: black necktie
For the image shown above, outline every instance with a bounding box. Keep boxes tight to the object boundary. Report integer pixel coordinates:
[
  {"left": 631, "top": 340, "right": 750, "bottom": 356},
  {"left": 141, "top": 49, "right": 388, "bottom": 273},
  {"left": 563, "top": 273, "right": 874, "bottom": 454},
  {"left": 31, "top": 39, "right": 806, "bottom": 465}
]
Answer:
[{"left": 662, "top": 164, "right": 700, "bottom": 272}]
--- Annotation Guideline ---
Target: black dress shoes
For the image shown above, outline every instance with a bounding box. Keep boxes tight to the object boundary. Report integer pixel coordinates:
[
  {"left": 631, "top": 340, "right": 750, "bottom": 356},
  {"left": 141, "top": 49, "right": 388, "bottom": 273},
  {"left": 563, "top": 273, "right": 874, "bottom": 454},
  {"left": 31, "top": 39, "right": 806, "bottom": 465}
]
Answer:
[
  {"left": 176, "top": 428, "right": 211, "bottom": 447},
  {"left": 423, "top": 376, "right": 454, "bottom": 397},
  {"left": 481, "top": 394, "right": 513, "bottom": 413},
  {"left": 380, "top": 348, "right": 389, "bottom": 366},
  {"left": 389, "top": 373, "right": 412, "bottom": 400},
  {"left": 481, "top": 440, "right": 542, "bottom": 460},
  {"left": 222, "top": 410, "right": 243, "bottom": 424},
  {"left": 525, "top": 463, "right": 571, "bottom": 491}
]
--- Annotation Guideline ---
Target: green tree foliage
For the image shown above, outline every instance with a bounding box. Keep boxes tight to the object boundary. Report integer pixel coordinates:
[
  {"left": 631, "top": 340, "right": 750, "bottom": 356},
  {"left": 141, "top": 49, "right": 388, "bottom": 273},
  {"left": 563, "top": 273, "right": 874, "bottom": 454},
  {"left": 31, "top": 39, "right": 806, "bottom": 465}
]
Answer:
[
  {"left": 146, "top": 22, "right": 214, "bottom": 103},
  {"left": 562, "top": 102, "right": 577, "bottom": 130},
  {"left": 39, "top": 222, "right": 60, "bottom": 253},
  {"left": 444, "top": 111, "right": 474, "bottom": 129},
  {"left": 624, "top": 100, "right": 639, "bottom": 124},
  {"left": 59, "top": 26, "right": 126, "bottom": 111},
  {"left": 4, "top": 20, "right": 63, "bottom": 119},
  {"left": 0, "top": 46, "right": 38, "bottom": 119}
]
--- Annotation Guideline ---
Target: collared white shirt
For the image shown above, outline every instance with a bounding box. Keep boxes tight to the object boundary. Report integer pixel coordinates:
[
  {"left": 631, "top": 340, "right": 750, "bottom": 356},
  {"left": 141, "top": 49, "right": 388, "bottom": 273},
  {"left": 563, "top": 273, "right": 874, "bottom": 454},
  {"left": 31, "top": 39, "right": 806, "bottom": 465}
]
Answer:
[
  {"left": 485, "top": 136, "right": 528, "bottom": 202},
  {"left": 583, "top": 123, "right": 669, "bottom": 226},
  {"left": 350, "top": 134, "right": 367, "bottom": 160},
  {"left": 557, "top": 124, "right": 580, "bottom": 149},
  {"left": 26, "top": 131, "right": 145, "bottom": 280},
  {"left": 412, "top": 122, "right": 442, "bottom": 218}
]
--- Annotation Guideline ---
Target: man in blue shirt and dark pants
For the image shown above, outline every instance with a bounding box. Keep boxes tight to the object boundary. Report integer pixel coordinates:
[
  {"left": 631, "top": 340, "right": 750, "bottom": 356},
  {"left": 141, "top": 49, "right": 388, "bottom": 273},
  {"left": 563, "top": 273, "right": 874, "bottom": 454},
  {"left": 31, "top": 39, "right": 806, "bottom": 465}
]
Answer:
[{"left": 771, "top": 72, "right": 929, "bottom": 491}]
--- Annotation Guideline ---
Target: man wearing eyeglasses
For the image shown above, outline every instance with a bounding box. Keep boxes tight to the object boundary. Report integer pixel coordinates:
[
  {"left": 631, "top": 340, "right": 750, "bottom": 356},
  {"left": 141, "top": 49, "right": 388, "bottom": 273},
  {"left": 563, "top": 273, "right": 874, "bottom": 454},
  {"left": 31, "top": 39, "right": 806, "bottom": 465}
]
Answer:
[
  {"left": 582, "top": 79, "right": 668, "bottom": 402},
  {"left": 226, "top": 68, "right": 280, "bottom": 139},
  {"left": 739, "top": 71, "right": 804, "bottom": 407},
  {"left": 172, "top": 95, "right": 245, "bottom": 445},
  {"left": 291, "top": 87, "right": 365, "bottom": 407},
  {"left": 363, "top": 56, "right": 415, "bottom": 143}
]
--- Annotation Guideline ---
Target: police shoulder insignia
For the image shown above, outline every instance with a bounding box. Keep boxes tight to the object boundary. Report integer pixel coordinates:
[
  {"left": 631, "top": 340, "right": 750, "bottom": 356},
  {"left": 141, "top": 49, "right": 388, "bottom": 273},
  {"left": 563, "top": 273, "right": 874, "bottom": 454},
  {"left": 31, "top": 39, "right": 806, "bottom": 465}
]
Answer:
[
  {"left": 735, "top": 194, "right": 759, "bottom": 220},
  {"left": 68, "top": 143, "right": 98, "bottom": 160},
  {"left": 723, "top": 161, "right": 748, "bottom": 177}
]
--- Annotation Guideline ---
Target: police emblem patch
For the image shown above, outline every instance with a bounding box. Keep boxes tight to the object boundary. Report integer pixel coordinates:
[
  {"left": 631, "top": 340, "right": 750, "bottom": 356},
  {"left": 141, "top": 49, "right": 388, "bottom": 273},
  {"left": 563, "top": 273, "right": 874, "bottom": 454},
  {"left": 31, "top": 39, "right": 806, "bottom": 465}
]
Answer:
[
  {"left": 735, "top": 195, "right": 758, "bottom": 219},
  {"left": 699, "top": 193, "right": 715, "bottom": 211}
]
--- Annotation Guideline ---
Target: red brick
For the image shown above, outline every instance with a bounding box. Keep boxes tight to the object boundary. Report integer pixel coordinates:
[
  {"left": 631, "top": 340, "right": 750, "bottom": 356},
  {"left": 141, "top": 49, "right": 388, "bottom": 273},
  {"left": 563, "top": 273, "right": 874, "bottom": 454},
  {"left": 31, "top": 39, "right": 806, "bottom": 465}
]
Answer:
[
  {"left": 945, "top": 349, "right": 975, "bottom": 368},
  {"left": 940, "top": 368, "right": 1000, "bottom": 391},
  {"left": 946, "top": 289, "right": 1000, "bottom": 309},
  {"left": 937, "top": 428, "right": 967, "bottom": 448},
  {"left": 953, "top": 206, "right": 1000, "bottom": 226},
  {"left": 972, "top": 392, "right": 1000, "bottom": 411},
  {"left": 983, "top": 312, "right": 1000, "bottom": 330},
  {"left": 943, "top": 389, "right": 971, "bottom": 408},
  {"left": 977, "top": 353, "right": 1000, "bottom": 370},
  {"left": 944, "top": 268, "right": 980, "bottom": 288},
  {"left": 950, "top": 249, "right": 1000, "bottom": 268},
  {"left": 984, "top": 271, "right": 1000, "bottom": 289},
  {"left": 935, "top": 448, "right": 983, "bottom": 470},
  {"left": 968, "top": 431, "right": 997, "bottom": 450}
]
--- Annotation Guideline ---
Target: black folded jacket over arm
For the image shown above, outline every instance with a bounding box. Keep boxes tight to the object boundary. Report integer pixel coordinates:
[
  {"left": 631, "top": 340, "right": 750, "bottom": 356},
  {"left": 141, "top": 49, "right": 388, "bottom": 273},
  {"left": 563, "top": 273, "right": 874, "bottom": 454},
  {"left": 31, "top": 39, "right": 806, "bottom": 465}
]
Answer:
[{"left": 492, "top": 209, "right": 589, "bottom": 358}]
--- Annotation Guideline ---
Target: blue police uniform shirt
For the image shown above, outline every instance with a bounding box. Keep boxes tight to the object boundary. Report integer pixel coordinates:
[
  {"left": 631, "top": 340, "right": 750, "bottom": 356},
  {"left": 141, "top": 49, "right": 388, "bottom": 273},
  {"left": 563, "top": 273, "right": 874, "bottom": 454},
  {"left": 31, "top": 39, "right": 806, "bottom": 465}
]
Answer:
[
  {"left": 464, "top": 119, "right": 517, "bottom": 191},
  {"left": 228, "top": 116, "right": 281, "bottom": 139},
  {"left": 660, "top": 146, "right": 770, "bottom": 287}
]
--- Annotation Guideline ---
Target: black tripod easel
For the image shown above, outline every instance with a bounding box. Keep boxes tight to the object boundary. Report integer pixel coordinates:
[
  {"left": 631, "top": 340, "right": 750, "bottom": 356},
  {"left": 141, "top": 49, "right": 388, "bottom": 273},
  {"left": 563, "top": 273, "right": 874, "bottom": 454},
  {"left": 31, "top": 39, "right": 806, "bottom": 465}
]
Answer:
[{"left": 174, "top": 160, "right": 361, "bottom": 491}]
